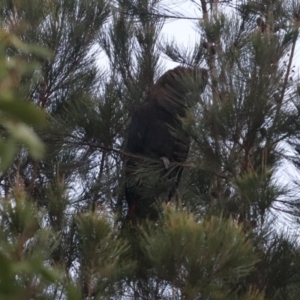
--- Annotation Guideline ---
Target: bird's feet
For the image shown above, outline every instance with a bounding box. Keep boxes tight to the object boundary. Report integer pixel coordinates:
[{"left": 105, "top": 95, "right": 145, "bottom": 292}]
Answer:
[{"left": 160, "top": 156, "right": 170, "bottom": 169}]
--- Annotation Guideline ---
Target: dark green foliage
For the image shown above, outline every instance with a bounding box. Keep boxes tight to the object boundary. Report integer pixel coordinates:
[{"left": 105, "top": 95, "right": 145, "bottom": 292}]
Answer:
[
  {"left": 1, "top": 0, "right": 300, "bottom": 299},
  {"left": 141, "top": 209, "right": 260, "bottom": 299}
]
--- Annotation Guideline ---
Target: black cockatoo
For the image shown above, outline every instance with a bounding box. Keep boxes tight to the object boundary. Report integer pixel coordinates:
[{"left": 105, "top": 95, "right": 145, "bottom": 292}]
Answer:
[{"left": 125, "top": 66, "right": 208, "bottom": 219}]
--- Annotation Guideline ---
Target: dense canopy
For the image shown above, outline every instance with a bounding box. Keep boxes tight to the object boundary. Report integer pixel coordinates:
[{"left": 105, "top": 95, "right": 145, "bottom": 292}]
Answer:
[{"left": 1, "top": 0, "right": 300, "bottom": 299}]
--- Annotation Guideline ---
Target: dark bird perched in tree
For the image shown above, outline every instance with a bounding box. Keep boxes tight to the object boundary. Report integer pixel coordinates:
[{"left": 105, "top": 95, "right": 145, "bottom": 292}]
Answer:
[{"left": 125, "top": 66, "right": 208, "bottom": 219}]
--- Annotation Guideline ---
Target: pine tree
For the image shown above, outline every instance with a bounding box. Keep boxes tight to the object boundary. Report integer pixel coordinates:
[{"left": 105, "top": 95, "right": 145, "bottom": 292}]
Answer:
[{"left": 1, "top": 0, "right": 300, "bottom": 299}]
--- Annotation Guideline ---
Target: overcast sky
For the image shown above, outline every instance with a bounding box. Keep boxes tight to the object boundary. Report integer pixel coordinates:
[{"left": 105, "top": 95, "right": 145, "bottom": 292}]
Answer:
[{"left": 160, "top": 1, "right": 199, "bottom": 68}]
